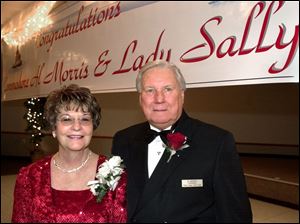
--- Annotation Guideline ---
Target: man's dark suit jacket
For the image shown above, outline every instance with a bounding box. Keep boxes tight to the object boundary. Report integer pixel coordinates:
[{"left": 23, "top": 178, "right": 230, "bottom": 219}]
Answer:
[{"left": 112, "top": 111, "right": 252, "bottom": 223}]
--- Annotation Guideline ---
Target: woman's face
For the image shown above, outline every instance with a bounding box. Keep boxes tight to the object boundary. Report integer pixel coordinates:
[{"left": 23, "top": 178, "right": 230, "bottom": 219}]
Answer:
[{"left": 54, "top": 108, "right": 93, "bottom": 152}]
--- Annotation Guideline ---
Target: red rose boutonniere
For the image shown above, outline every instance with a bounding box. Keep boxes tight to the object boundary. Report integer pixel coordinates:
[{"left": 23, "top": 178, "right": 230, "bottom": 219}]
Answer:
[{"left": 165, "top": 132, "right": 189, "bottom": 163}]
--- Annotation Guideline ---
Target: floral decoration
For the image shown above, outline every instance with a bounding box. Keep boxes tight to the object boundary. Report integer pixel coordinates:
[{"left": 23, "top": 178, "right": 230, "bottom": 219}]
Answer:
[
  {"left": 165, "top": 132, "right": 189, "bottom": 163},
  {"left": 87, "top": 156, "right": 124, "bottom": 203}
]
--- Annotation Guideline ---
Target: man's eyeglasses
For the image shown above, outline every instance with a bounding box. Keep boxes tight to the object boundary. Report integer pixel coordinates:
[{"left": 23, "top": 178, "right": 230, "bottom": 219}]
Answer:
[{"left": 57, "top": 115, "right": 92, "bottom": 126}]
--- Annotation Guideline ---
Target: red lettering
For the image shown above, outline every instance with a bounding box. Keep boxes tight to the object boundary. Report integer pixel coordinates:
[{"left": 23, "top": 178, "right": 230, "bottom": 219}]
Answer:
[
  {"left": 269, "top": 24, "right": 299, "bottom": 73},
  {"left": 113, "top": 40, "right": 138, "bottom": 75},
  {"left": 181, "top": 1, "right": 298, "bottom": 74},
  {"left": 94, "top": 50, "right": 111, "bottom": 77},
  {"left": 256, "top": 2, "right": 285, "bottom": 53},
  {"left": 216, "top": 36, "right": 238, "bottom": 58},
  {"left": 113, "top": 30, "right": 172, "bottom": 75},
  {"left": 37, "top": 2, "right": 121, "bottom": 53},
  {"left": 43, "top": 60, "right": 89, "bottom": 84},
  {"left": 180, "top": 16, "right": 221, "bottom": 63}
]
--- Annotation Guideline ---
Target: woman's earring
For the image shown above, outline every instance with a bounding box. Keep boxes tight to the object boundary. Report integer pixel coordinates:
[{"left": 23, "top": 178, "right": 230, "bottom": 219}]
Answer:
[{"left": 52, "top": 131, "right": 56, "bottom": 138}]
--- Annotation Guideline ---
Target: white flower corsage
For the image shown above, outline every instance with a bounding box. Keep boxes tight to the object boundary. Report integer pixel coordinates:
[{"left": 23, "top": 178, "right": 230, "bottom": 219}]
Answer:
[{"left": 87, "top": 156, "right": 124, "bottom": 203}]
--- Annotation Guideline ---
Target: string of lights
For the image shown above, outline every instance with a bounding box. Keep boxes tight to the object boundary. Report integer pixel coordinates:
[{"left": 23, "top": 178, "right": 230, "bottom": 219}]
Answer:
[{"left": 24, "top": 97, "right": 47, "bottom": 153}]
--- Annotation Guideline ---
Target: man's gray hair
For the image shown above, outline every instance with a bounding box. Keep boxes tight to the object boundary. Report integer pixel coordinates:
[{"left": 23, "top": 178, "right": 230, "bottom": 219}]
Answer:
[{"left": 136, "top": 60, "right": 187, "bottom": 93}]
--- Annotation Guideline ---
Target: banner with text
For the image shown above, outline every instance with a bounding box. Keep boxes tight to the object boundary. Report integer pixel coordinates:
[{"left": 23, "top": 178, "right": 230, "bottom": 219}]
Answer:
[{"left": 2, "top": 1, "right": 299, "bottom": 101}]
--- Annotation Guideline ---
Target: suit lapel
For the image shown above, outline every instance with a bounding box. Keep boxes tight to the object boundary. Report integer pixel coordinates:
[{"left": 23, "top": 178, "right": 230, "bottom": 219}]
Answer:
[
  {"left": 131, "top": 138, "right": 148, "bottom": 187},
  {"left": 127, "top": 124, "right": 149, "bottom": 218}
]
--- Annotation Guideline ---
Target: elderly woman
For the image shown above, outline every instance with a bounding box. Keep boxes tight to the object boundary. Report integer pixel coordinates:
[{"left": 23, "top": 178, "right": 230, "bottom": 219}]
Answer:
[{"left": 12, "top": 84, "right": 127, "bottom": 223}]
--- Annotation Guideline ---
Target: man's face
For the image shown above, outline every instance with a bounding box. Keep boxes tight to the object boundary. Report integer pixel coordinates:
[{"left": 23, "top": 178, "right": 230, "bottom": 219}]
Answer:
[{"left": 139, "top": 67, "right": 184, "bottom": 130}]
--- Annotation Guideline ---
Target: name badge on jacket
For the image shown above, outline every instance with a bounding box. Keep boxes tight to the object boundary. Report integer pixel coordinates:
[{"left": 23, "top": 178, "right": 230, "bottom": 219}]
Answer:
[{"left": 181, "top": 179, "right": 203, "bottom": 188}]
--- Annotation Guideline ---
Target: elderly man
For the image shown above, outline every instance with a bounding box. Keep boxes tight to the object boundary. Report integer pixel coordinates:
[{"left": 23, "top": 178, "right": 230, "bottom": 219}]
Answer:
[{"left": 112, "top": 60, "right": 252, "bottom": 223}]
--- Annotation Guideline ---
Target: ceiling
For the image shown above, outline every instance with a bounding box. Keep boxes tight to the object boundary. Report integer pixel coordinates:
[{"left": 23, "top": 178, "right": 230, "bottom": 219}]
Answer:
[{"left": 1, "top": 1, "right": 35, "bottom": 27}]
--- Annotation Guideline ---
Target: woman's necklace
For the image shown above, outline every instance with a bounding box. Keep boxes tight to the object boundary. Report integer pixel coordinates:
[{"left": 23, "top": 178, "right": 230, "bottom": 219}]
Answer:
[{"left": 53, "top": 150, "right": 92, "bottom": 173}]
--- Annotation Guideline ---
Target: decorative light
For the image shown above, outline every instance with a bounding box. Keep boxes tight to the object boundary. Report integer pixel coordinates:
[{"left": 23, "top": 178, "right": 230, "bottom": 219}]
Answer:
[
  {"left": 24, "top": 97, "right": 47, "bottom": 154},
  {"left": 1, "top": 1, "right": 56, "bottom": 46}
]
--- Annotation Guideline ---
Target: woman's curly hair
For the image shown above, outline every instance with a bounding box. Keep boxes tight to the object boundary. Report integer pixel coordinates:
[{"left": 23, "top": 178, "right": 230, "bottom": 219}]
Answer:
[{"left": 44, "top": 84, "right": 101, "bottom": 130}]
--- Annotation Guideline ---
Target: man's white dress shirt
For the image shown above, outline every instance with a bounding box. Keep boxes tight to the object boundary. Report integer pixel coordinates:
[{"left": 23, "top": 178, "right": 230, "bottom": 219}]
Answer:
[{"left": 147, "top": 125, "right": 171, "bottom": 178}]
